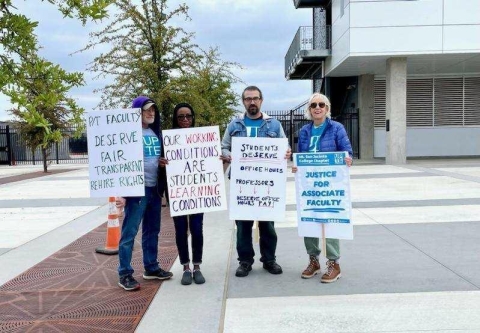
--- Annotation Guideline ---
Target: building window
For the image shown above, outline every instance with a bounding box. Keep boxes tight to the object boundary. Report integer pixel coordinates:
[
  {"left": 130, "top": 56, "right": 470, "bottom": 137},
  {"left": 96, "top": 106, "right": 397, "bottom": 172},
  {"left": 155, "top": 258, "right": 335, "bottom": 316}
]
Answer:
[
  {"left": 464, "top": 77, "right": 480, "bottom": 125},
  {"left": 374, "top": 77, "right": 480, "bottom": 128},
  {"left": 374, "top": 80, "right": 385, "bottom": 128},
  {"left": 408, "top": 78, "right": 433, "bottom": 127}
]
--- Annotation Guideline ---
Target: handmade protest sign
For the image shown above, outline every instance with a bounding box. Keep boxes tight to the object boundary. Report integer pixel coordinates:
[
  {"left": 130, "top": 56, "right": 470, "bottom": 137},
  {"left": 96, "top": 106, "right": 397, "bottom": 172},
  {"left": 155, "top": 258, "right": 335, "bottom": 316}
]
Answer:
[
  {"left": 294, "top": 152, "right": 353, "bottom": 240},
  {"left": 229, "top": 137, "right": 288, "bottom": 221},
  {"left": 87, "top": 109, "right": 144, "bottom": 197},
  {"left": 163, "top": 126, "right": 227, "bottom": 217}
]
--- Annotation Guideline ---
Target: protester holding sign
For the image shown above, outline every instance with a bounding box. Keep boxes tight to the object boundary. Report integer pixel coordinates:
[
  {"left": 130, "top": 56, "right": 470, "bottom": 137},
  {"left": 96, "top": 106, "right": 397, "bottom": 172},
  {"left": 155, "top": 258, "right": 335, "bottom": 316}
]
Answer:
[
  {"left": 160, "top": 103, "right": 207, "bottom": 286},
  {"left": 292, "top": 93, "right": 353, "bottom": 283},
  {"left": 115, "top": 96, "right": 173, "bottom": 291},
  {"left": 221, "top": 86, "right": 292, "bottom": 278}
]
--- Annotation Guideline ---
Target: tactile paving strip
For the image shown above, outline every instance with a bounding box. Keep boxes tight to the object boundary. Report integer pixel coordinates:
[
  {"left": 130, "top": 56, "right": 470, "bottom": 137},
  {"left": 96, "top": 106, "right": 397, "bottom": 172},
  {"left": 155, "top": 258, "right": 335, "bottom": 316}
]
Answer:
[{"left": 0, "top": 209, "right": 178, "bottom": 332}]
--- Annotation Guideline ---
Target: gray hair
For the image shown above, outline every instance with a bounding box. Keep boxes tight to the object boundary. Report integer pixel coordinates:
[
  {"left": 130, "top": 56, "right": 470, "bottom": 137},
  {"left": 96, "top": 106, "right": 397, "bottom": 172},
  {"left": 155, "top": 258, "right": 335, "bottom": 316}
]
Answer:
[{"left": 304, "top": 93, "right": 331, "bottom": 120}]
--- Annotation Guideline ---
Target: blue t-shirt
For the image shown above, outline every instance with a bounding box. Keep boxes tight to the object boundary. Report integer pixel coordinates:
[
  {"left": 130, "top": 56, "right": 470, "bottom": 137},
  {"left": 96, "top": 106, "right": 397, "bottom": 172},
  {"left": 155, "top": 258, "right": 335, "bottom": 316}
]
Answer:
[
  {"left": 243, "top": 117, "right": 263, "bottom": 137},
  {"left": 308, "top": 122, "right": 327, "bottom": 153},
  {"left": 143, "top": 128, "right": 161, "bottom": 186}
]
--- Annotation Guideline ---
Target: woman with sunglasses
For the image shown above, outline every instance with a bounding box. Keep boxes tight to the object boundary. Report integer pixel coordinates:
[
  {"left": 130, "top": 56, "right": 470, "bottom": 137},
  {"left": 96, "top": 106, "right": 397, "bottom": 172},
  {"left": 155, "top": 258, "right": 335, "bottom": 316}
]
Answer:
[
  {"left": 292, "top": 93, "right": 353, "bottom": 283},
  {"left": 161, "top": 103, "right": 206, "bottom": 285}
]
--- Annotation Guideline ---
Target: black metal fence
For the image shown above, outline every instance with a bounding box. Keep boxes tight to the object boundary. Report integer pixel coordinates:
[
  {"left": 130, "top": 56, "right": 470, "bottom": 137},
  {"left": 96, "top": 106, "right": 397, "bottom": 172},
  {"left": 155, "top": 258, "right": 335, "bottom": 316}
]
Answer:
[
  {"left": 334, "top": 107, "right": 360, "bottom": 159},
  {"left": 267, "top": 106, "right": 360, "bottom": 158},
  {"left": 0, "top": 106, "right": 360, "bottom": 166},
  {"left": 0, "top": 125, "right": 88, "bottom": 165}
]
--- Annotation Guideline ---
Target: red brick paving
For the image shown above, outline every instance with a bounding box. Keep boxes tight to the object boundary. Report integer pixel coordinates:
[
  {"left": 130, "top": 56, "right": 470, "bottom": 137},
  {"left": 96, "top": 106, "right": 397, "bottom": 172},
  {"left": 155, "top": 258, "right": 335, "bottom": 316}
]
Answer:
[
  {"left": 0, "top": 169, "right": 78, "bottom": 185},
  {"left": 0, "top": 208, "right": 177, "bottom": 332}
]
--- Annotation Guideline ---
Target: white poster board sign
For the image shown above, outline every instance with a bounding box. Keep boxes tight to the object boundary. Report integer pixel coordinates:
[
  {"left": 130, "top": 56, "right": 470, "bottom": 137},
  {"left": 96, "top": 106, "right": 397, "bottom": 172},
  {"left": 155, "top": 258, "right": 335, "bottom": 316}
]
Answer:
[
  {"left": 162, "top": 126, "right": 227, "bottom": 217},
  {"left": 229, "top": 137, "right": 288, "bottom": 221},
  {"left": 87, "top": 109, "right": 144, "bottom": 197},
  {"left": 294, "top": 152, "right": 353, "bottom": 240}
]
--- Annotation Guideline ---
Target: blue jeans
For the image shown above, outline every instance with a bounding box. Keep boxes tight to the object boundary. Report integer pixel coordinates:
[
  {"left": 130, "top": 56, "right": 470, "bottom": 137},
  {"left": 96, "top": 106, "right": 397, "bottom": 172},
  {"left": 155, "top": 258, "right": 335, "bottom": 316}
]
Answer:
[
  {"left": 235, "top": 220, "right": 277, "bottom": 265},
  {"left": 173, "top": 213, "right": 204, "bottom": 265},
  {"left": 118, "top": 186, "right": 161, "bottom": 277}
]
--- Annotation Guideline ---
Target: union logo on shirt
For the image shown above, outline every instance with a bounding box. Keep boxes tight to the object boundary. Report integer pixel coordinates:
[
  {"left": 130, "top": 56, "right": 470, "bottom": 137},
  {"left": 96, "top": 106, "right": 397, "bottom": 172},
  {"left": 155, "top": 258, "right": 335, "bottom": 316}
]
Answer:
[
  {"left": 143, "top": 135, "right": 161, "bottom": 157},
  {"left": 246, "top": 127, "right": 258, "bottom": 137},
  {"left": 309, "top": 136, "right": 320, "bottom": 152}
]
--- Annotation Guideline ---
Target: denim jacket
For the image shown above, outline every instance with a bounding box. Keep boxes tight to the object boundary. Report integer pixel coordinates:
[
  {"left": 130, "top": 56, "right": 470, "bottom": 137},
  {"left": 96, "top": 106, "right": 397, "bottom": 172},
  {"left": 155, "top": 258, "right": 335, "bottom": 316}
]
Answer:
[
  {"left": 221, "top": 112, "right": 287, "bottom": 157},
  {"left": 297, "top": 118, "right": 353, "bottom": 156}
]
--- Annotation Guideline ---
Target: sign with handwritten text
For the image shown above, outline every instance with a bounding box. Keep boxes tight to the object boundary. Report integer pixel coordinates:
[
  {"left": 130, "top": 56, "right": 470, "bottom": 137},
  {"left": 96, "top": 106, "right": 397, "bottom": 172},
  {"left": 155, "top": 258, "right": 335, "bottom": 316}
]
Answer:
[
  {"left": 163, "top": 126, "right": 227, "bottom": 217},
  {"left": 229, "top": 137, "right": 288, "bottom": 221},
  {"left": 87, "top": 109, "right": 144, "bottom": 197},
  {"left": 294, "top": 152, "right": 353, "bottom": 239}
]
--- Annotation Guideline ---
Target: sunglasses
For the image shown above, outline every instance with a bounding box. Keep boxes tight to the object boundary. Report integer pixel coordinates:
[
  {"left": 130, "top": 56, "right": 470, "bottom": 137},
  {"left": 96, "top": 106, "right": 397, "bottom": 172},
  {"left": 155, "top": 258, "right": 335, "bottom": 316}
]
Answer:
[
  {"left": 177, "top": 114, "right": 193, "bottom": 120},
  {"left": 310, "top": 102, "right": 326, "bottom": 109}
]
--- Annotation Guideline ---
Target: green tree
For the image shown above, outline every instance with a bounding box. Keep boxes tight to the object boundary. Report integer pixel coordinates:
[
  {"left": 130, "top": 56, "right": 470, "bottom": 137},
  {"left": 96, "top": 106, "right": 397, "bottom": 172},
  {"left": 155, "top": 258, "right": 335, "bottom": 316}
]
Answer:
[
  {"left": 171, "top": 47, "right": 241, "bottom": 132},
  {"left": 0, "top": 0, "right": 111, "bottom": 171},
  {"left": 4, "top": 56, "right": 85, "bottom": 172},
  {"left": 82, "top": 0, "right": 198, "bottom": 112},
  {"left": 81, "top": 0, "right": 241, "bottom": 129},
  {"left": 0, "top": 0, "right": 111, "bottom": 87}
]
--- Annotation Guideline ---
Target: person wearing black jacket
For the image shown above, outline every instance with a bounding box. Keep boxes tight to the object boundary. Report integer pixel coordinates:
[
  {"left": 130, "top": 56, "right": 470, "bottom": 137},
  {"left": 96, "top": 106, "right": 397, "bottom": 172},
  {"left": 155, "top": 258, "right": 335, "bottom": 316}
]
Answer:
[{"left": 160, "top": 103, "right": 206, "bottom": 285}]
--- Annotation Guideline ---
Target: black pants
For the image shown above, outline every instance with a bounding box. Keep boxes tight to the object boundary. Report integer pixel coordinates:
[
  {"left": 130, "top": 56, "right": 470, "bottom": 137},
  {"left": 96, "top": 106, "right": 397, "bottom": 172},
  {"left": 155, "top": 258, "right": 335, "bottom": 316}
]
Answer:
[
  {"left": 235, "top": 220, "right": 277, "bottom": 265},
  {"left": 173, "top": 213, "right": 204, "bottom": 265}
]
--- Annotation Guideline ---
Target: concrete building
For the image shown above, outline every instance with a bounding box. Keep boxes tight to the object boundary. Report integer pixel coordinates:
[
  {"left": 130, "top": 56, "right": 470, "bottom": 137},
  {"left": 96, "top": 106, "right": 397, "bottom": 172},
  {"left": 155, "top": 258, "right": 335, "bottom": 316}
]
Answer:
[{"left": 285, "top": 0, "right": 480, "bottom": 162}]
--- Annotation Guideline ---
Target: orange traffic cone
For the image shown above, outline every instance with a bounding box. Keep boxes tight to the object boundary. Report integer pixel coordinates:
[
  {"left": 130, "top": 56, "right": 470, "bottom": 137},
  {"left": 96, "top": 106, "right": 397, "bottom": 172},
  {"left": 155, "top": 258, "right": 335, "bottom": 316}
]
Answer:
[{"left": 95, "top": 197, "right": 121, "bottom": 255}]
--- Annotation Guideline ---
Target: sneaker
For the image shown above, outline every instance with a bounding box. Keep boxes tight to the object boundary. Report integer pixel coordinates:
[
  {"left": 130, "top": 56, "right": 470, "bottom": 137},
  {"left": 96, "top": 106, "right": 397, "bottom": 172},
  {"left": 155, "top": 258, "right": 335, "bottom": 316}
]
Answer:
[
  {"left": 321, "top": 260, "right": 341, "bottom": 283},
  {"left": 181, "top": 270, "right": 193, "bottom": 285},
  {"left": 118, "top": 275, "right": 140, "bottom": 291},
  {"left": 263, "top": 261, "right": 283, "bottom": 275},
  {"left": 143, "top": 268, "right": 173, "bottom": 280},
  {"left": 235, "top": 262, "right": 252, "bottom": 277},
  {"left": 301, "top": 255, "right": 321, "bottom": 279},
  {"left": 193, "top": 270, "right": 206, "bottom": 284}
]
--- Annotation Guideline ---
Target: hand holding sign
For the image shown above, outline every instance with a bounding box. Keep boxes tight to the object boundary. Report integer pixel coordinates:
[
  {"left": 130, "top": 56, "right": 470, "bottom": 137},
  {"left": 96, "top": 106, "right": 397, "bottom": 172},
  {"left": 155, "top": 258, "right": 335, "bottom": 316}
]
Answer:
[
  {"left": 229, "top": 137, "right": 288, "bottom": 221},
  {"left": 162, "top": 126, "right": 227, "bottom": 217},
  {"left": 294, "top": 152, "right": 353, "bottom": 240},
  {"left": 87, "top": 109, "right": 145, "bottom": 198}
]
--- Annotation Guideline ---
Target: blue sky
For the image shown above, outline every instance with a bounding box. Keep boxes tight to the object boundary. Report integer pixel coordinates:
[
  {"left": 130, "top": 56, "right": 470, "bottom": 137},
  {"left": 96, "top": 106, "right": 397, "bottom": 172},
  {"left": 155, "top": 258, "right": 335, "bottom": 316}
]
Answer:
[{"left": 0, "top": 0, "right": 312, "bottom": 120}]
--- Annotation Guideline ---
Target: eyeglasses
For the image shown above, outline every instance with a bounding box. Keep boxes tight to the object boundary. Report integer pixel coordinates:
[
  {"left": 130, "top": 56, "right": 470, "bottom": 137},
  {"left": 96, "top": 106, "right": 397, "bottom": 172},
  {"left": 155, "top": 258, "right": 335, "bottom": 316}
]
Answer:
[
  {"left": 243, "top": 97, "right": 261, "bottom": 103},
  {"left": 177, "top": 114, "right": 193, "bottom": 120},
  {"left": 310, "top": 102, "right": 326, "bottom": 109}
]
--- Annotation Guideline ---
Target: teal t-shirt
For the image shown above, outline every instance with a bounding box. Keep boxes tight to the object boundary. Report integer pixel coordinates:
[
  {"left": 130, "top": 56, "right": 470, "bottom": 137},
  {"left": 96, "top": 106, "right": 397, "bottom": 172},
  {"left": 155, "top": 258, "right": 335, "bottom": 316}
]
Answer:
[
  {"left": 243, "top": 117, "right": 263, "bottom": 137},
  {"left": 143, "top": 128, "right": 161, "bottom": 186},
  {"left": 308, "top": 122, "right": 327, "bottom": 152}
]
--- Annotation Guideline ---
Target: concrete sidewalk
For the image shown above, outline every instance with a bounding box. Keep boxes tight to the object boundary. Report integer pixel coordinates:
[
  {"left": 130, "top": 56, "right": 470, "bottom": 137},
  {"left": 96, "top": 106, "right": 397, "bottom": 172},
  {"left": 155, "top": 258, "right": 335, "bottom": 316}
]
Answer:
[
  {"left": 139, "top": 158, "right": 480, "bottom": 332},
  {"left": 1, "top": 159, "right": 479, "bottom": 332},
  {"left": 0, "top": 164, "right": 106, "bottom": 282}
]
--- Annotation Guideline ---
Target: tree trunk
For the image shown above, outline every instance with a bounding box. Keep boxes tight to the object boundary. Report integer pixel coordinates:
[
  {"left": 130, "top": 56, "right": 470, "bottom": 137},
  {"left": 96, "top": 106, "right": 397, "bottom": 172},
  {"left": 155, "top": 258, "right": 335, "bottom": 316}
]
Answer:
[{"left": 42, "top": 147, "right": 48, "bottom": 173}]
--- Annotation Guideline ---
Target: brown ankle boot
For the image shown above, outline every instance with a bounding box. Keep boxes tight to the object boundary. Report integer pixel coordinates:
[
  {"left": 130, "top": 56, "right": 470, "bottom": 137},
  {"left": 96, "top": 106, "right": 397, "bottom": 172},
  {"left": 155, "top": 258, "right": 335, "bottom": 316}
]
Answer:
[
  {"left": 301, "top": 255, "right": 321, "bottom": 279},
  {"left": 321, "top": 260, "right": 341, "bottom": 283}
]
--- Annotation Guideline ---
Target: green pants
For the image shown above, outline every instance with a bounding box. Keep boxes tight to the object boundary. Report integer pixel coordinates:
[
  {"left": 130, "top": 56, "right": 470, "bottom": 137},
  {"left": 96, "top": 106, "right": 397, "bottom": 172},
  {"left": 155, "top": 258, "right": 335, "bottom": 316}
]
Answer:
[{"left": 304, "top": 237, "right": 340, "bottom": 260}]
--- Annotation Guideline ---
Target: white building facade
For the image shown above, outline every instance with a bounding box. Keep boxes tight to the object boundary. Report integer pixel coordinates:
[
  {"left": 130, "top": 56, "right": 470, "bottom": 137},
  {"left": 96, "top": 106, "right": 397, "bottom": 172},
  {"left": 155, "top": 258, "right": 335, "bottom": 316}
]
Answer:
[{"left": 286, "top": 0, "right": 480, "bottom": 161}]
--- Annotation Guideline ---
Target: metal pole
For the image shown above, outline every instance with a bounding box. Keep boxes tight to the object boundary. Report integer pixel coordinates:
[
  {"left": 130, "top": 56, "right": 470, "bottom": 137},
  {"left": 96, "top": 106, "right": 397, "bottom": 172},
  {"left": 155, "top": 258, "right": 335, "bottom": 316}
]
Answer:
[
  {"left": 6, "top": 125, "right": 12, "bottom": 166},
  {"left": 56, "top": 142, "right": 59, "bottom": 164},
  {"left": 289, "top": 109, "right": 294, "bottom": 156}
]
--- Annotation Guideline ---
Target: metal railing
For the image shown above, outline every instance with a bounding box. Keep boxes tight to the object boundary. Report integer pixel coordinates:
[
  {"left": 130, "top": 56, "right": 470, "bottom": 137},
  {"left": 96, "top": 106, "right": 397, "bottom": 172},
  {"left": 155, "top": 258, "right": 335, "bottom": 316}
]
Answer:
[
  {"left": 0, "top": 125, "right": 88, "bottom": 165},
  {"left": 267, "top": 106, "right": 360, "bottom": 158},
  {"left": 267, "top": 101, "right": 310, "bottom": 154},
  {"left": 284, "top": 26, "right": 331, "bottom": 78},
  {"left": 0, "top": 105, "right": 360, "bottom": 165},
  {"left": 333, "top": 108, "right": 360, "bottom": 159}
]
